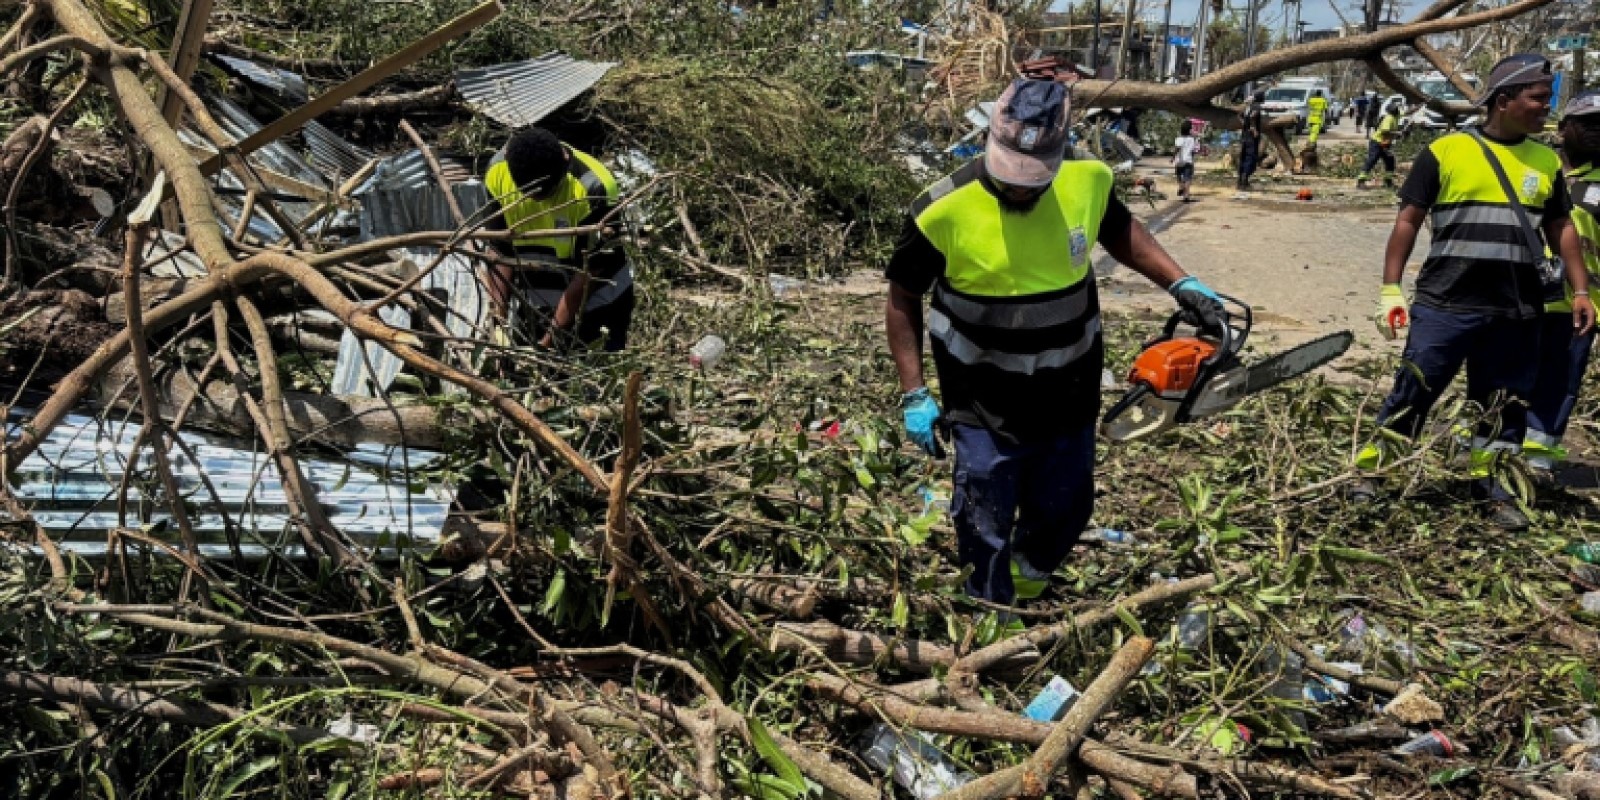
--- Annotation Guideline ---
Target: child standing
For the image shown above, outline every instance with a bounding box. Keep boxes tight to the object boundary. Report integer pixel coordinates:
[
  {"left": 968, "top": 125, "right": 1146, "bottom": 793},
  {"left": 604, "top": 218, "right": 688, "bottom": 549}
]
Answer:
[{"left": 1173, "top": 119, "right": 1197, "bottom": 202}]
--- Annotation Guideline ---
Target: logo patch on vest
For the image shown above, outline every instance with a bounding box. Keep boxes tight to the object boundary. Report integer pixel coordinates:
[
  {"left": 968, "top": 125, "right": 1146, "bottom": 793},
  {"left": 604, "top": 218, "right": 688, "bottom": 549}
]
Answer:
[
  {"left": 1069, "top": 226, "right": 1089, "bottom": 262},
  {"left": 1521, "top": 171, "right": 1541, "bottom": 201}
]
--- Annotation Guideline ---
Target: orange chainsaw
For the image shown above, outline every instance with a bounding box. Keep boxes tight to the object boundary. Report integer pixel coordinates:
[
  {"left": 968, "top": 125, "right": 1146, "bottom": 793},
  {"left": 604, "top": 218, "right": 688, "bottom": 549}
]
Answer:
[{"left": 1101, "top": 297, "right": 1352, "bottom": 442}]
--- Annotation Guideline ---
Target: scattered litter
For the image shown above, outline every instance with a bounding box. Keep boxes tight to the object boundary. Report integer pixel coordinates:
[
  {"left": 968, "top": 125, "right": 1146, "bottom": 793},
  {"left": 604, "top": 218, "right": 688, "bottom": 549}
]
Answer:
[
  {"left": 1175, "top": 605, "right": 1211, "bottom": 650},
  {"left": 1393, "top": 730, "right": 1461, "bottom": 757},
  {"left": 1551, "top": 717, "right": 1600, "bottom": 772},
  {"left": 1581, "top": 591, "right": 1600, "bottom": 614},
  {"left": 1023, "top": 675, "right": 1080, "bottom": 722},
  {"left": 1383, "top": 683, "right": 1445, "bottom": 725},
  {"left": 769, "top": 274, "right": 808, "bottom": 299},
  {"left": 689, "top": 335, "right": 727, "bottom": 369},
  {"left": 1569, "top": 541, "right": 1600, "bottom": 564},
  {"left": 1080, "top": 527, "right": 1136, "bottom": 546},
  {"left": 328, "top": 714, "right": 382, "bottom": 744},
  {"left": 859, "top": 723, "right": 974, "bottom": 799}
]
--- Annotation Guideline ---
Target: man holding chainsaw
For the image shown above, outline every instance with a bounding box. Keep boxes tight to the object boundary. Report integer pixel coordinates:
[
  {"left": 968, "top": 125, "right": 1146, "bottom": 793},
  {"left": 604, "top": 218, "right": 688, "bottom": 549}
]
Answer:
[
  {"left": 1359, "top": 55, "right": 1595, "bottom": 530},
  {"left": 884, "top": 79, "right": 1230, "bottom": 605}
]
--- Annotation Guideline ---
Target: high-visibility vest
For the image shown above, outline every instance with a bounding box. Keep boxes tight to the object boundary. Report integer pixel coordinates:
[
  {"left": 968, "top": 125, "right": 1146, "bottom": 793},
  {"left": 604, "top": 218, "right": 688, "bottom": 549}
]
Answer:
[
  {"left": 1308, "top": 96, "right": 1327, "bottom": 124},
  {"left": 1412, "top": 131, "right": 1563, "bottom": 318},
  {"left": 484, "top": 146, "right": 631, "bottom": 310},
  {"left": 1547, "top": 162, "right": 1600, "bottom": 313},
  {"left": 910, "top": 158, "right": 1110, "bottom": 434}
]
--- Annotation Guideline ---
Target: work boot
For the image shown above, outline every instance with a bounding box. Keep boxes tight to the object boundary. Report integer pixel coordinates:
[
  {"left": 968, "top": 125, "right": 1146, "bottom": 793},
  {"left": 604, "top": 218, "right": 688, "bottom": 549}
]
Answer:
[{"left": 1484, "top": 501, "right": 1531, "bottom": 532}]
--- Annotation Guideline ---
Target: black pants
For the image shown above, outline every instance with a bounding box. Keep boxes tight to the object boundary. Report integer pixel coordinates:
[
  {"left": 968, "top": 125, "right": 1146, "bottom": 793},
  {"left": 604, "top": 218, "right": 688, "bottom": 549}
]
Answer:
[
  {"left": 1360, "top": 141, "right": 1395, "bottom": 177},
  {"left": 572, "top": 286, "right": 636, "bottom": 352},
  {"left": 1238, "top": 140, "right": 1259, "bottom": 187}
]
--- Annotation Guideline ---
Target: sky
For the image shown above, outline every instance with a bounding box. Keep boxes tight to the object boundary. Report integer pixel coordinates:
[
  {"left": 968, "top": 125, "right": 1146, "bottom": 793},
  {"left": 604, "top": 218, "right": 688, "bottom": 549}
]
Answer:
[{"left": 1050, "top": 0, "right": 1350, "bottom": 37}]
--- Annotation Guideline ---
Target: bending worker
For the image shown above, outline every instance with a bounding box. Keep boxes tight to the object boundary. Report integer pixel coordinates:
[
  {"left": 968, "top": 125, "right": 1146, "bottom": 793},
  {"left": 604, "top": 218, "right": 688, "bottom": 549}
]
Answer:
[
  {"left": 1357, "top": 55, "right": 1595, "bottom": 531},
  {"left": 1526, "top": 90, "right": 1600, "bottom": 479},
  {"left": 1307, "top": 89, "right": 1328, "bottom": 148},
  {"left": 482, "top": 127, "right": 634, "bottom": 351},
  {"left": 884, "top": 79, "right": 1229, "bottom": 606}
]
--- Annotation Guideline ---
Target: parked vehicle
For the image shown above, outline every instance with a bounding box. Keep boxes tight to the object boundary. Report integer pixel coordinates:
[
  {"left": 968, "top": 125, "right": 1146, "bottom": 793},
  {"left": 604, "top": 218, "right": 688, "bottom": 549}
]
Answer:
[{"left": 1261, "top": 77, "right": 1333, "bottom": 134}]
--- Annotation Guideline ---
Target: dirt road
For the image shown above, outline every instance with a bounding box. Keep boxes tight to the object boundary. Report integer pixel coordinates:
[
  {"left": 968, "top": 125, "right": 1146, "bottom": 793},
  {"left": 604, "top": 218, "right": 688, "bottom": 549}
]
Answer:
[{"left": 1100, "top": 160, "right": 1425, "bottom": 364}]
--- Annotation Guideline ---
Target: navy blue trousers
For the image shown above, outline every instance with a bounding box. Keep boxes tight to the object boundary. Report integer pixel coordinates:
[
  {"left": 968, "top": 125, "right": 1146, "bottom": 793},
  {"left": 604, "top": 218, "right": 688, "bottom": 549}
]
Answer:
[
  {"left": 1528, "top": 312, "right": 1595, "bottom": 442},
  {"left": 1361, "top": 141, "right": 1395, "bottom": 176},
  {"left": 951, "top": 423, "right": 1094, "bottom": 604},
  {"left": 1375, "top": 304, "right": 1539, "bottom": 499}
]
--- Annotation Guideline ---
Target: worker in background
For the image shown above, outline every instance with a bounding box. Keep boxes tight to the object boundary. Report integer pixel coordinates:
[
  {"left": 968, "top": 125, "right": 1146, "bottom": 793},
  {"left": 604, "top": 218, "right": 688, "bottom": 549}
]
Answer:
[
  {"left": 1353, "top": 92, "right": 1370, "bottom": 133},
  {"left": 1357, "top": 101, "right": 1402, "bottom": 188},
  {"left": 1238, "top": 91, "right": 1265, "bottom": 191},
  {"left": 884, "top": 79, "right": 1230, "bottom": 608},
  {"left": 1355, "top": 55, "right": 1595, "bottom": 531},
  {"left": 481, "top": 127, "right": 634, "bottom": 351},
  {"left": 1173, "top": 119, "right": 1197, "bottom": 203},
  {"left": 1307, "top": 89, "right": 1329, "bottom": 147},
  {"left": 1365, "top": 90, "right": 1382, "bottom": 132},
  {"left": 1526, "top": 90, "right": 1600, "bottom": 480}
]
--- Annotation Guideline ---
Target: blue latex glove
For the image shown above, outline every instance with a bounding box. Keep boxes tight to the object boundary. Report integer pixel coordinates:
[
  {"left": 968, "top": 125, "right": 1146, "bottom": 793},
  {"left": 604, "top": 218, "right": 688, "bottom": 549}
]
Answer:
[
  {"left": 1169, "top": 276, "right": 1227, "bottom": 335},
  {"left": 901, "top": 386, "right": 942, "bottom": 456}
]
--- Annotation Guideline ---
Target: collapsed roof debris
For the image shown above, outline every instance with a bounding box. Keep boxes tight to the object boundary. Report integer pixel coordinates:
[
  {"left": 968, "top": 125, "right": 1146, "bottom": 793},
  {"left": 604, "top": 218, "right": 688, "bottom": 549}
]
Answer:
[
  {"left": 455, "top": 52, "right": 617, "bottom": 128},
  {"left": 6, "top": 409, "right": 451, "bottom": 559}
]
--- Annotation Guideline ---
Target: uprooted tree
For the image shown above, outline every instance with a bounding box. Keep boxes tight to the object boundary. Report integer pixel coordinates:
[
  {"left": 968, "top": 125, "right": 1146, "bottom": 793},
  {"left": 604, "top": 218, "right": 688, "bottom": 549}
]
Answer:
[{"left": 1, "top": 0, "right": 1598, "bottom": 797}]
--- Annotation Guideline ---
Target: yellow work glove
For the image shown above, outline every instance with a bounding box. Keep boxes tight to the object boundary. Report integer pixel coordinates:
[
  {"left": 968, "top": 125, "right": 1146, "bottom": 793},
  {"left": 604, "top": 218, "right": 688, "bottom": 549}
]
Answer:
[{"left": 1374, "top": 284, "right": 1408, "bottom": 340}]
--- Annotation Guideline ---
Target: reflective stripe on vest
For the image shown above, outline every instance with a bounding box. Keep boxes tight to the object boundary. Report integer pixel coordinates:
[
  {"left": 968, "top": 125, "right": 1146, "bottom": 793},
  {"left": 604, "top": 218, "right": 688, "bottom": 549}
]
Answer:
[{"left": 910, "top": 158, "right": 1111, "bottom": 376}]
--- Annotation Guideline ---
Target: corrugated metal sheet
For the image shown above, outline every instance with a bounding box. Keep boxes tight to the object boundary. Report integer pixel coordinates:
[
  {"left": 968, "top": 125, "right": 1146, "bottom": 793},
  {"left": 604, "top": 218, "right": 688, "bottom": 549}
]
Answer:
[
  {"left": 209, "top": 53, "right": 310, "bottom": 104},
  {"left": 456, "top": 52, "right": 616, "bottom": 128},
  {"left": 353, "top": 149, "right": 488, "bottom": 241},
  {"left": 304, "top": 120, "right": 374, "bottom": 179},
  {"left": 6, "top": 409, "right": 452, "bottom": 559},
  {"left": 329, "top": 250, "right": 487, "bottom": 398}
]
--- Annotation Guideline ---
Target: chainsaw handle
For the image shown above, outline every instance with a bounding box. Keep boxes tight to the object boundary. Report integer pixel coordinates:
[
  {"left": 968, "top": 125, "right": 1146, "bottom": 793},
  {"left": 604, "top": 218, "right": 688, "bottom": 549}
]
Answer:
[{"left": 1172, "top": 294, "right": 1250, "bottom": 425}]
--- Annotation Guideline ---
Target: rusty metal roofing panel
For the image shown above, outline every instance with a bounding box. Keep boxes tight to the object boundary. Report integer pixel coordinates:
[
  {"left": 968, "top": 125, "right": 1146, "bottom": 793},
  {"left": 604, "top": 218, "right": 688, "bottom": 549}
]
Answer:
[{"left": 456, "top": 52, "right": 616, "bottom": 128}]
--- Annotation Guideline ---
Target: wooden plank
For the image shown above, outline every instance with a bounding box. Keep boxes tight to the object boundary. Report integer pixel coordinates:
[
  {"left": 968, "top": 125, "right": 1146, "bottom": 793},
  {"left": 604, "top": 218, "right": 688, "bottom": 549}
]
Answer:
[
  {"left": 157, "top": 0, "right": 212, "bottom": 128},
  {"left": 197, "top": 0, "right": 501, "bottom": 177}
]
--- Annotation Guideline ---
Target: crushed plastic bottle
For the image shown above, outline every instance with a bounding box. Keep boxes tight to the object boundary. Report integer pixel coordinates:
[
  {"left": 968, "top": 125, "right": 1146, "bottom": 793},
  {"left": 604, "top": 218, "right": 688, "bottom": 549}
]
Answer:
[
  {"left": 1335, "top": 609, "right": 1416, "bottom": 668},
  {"left": 1080, "top": 527, "right": 1137, "bottom": 546},
  {"left": 1566, "top": 542, "right": 1600, "bottom": 564},
  {"left": 918, "top": 485, "right": 950, "bottom": 518},
  {"left": 768, "top": 274, "right": 806, "bottom": 299},
  {"left": 1258, "top": 645, "right": 1309, "bottom": 732},
  {"left": 1580, "top": 591, "right": 1600, "bottom": 615},
  {"left": 688, "top": 335, "right": 726, "bottom": 369},
  {"left": 1552, "top": 718, "right": 1600, "bottom": 772},
  {"left": 859, "top": 723, "right": 974, "bottom": 800},
  {"left": 1176, "top": 606, "right": 1211, "bottom": 650},
  {"left": 1393, "top": 730, "right": 1460, "bottom": 757},
  {"left": 1023, "top": 676, "right": 1081, "bottom": 722}
]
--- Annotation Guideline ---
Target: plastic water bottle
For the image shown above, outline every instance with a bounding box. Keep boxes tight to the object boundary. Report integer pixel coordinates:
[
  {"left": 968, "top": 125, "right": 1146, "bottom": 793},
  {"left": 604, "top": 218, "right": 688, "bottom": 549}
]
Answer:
[
  {"left": 1081, "top": 528, "right": 1137, "bottom": 546},
  {"left": 1394, "top": 730, "right": 1459, "bottom": 757},
  {"left": 1176, "top": 606, "right": 1210, "bottom": 650},
  {"left": 1258, "top": 645, "right": 1309, "bottom": 732},
  {"left": 689, "top": 335, "right": 726, "bottom": 369},
  {"left": 859, "top": 724, "right": 974, "bottom": 800},
  {"left": 1552, "top": 718, "right": 1600, "bottom": 772}
]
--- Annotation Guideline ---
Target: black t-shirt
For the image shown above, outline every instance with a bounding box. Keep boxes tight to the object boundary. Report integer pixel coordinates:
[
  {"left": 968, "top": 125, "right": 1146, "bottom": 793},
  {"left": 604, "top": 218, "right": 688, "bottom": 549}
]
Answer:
[{"left": 1400, "top": 131, "right": 1572, "bottom": 317}]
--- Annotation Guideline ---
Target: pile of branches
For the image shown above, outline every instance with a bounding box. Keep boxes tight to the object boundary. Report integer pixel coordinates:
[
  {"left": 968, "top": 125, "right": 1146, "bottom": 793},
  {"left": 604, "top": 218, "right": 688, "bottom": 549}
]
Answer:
[{"left": 1, "top": 0, "right": 1600, "bottom": 798}]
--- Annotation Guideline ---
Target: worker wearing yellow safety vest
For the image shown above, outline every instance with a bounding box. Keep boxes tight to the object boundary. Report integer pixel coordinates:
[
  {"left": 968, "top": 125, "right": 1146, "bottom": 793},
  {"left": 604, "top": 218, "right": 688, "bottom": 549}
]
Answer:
[
  {"left": 1525, "top": 90, "right": 1600, "bottom": 479},
  {"left": 482, "top": 127, "right": 633, "bottom": 351},
  {"left": 1355, "top": 55, "right": 1595, "bottom": 531},
  {"left": 1357, "top": 100, "right": 1402, "bottom": 188},
  {"left": 1307, "top": 89, "right": 1329, "bottom": 147},
  {"left": 884, "top": 80, "right": 1231, "bottom": 607}
]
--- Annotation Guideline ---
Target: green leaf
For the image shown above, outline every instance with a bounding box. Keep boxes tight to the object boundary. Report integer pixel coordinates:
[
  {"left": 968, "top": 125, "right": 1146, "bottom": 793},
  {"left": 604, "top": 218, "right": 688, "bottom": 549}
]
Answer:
[
  {"left": 1426, "top": 766, "right": 1476, "bottom": 786},
  {"left": 747, "top": 717, "right": 805, "bottom": 787},
  {"left": 542, "top": 569, "right": 567, "bottom": 616},
  {"left": 91, "top": 769, "right": 116, "bottom": 800},
  {"left": 898, "top": 523, "right": 930, "bottom": 547},
  {"left": 1574, "top": 665, "right": 1599, "bottom": 704},
  {"left": 1115, "top": 604, "right": 1144, "bottom": 637},
  {"left": 1320, "top": 545, "right": 1394, "bottom": 566},
  {"left": 891, "top": 592, "right": 909, "bottom": 629},
  {"left": 217, "top": 756, "right": 279, "bottom": 796}
]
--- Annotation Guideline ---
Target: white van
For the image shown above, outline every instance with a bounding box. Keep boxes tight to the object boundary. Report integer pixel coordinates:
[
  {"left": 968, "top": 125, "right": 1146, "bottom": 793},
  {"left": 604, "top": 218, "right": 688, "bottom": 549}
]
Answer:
[{"left": 1261, "top": 78, "right": 1333, "bottom": 133}]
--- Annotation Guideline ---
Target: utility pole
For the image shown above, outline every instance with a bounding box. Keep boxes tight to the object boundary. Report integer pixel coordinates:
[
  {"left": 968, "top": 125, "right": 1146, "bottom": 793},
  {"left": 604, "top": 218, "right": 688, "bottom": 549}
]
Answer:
[
  {"left": 1242, "top": 0, "right": 1258, "bottom": 95},
  {"left": 1160, "top": 0, "right": 1174, "bottom": 79},
  {"left": 1192, "top": 0, "right": 1208, "bottom": 80},
  {"left": 1092, "top": 0, "right": 1103, "bottom": 72}
]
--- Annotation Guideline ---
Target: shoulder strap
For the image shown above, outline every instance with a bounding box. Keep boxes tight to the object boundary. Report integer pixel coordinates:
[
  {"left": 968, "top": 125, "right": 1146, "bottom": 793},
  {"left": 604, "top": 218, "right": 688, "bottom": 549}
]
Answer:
[{"left": 1466, "top": 128, "right": 1545, "bottom": 261}]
